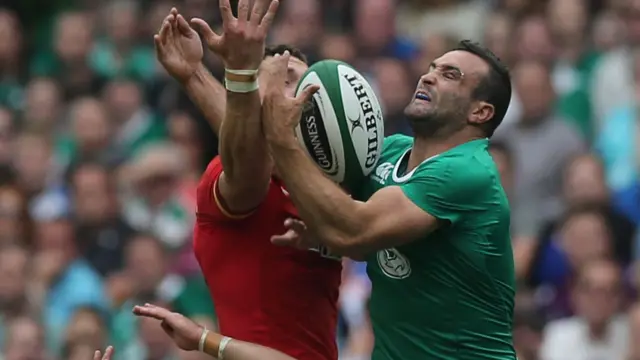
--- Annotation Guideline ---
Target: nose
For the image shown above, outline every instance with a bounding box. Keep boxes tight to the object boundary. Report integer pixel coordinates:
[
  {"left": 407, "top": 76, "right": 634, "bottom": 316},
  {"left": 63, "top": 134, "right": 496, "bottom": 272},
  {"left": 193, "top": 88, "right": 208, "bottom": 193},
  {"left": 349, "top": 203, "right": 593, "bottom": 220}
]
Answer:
[{"left": 420, "top": 72, "right": 436, "bottom": 87}]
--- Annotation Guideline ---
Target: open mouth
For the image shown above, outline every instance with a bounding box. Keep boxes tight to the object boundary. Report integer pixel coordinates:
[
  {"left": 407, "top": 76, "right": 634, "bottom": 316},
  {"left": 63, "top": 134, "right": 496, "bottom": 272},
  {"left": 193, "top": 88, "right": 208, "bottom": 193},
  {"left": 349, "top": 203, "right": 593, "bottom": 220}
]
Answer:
[{"left": 415, "top": 91, "right": 431, "bottom": 102}]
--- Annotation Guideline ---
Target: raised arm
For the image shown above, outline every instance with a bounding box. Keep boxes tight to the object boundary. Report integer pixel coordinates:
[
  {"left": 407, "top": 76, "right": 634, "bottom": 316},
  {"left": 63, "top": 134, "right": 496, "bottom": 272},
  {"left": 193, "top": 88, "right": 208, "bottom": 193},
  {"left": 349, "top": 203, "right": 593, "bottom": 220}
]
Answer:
[
  {"left": 190, "top": 0, "right": 279, "bottom": 214},
  {"left": 131, "top": 304, "right": 297, "bottom": 360},
  {"left": 184, "top": 64, "right": 227, "bottom": 135},
  {"left": 155, "top": 9, "right": 225, "bottom": 135}
]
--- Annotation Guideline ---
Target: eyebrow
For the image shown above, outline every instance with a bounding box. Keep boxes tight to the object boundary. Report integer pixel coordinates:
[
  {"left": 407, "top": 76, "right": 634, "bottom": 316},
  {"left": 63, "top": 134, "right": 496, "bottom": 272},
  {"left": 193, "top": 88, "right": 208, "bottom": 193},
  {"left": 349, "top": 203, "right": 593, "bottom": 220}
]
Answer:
[{"left": 430, "top": 62, "right": 463, "bottom": 74}]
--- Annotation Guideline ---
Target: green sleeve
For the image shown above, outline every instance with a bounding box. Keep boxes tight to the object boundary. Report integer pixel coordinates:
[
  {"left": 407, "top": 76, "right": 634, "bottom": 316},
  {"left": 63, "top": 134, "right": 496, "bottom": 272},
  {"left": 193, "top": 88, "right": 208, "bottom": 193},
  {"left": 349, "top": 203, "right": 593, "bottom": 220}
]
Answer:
[{"left": 399, "top": 157, "right": 493, "bottom": 225}]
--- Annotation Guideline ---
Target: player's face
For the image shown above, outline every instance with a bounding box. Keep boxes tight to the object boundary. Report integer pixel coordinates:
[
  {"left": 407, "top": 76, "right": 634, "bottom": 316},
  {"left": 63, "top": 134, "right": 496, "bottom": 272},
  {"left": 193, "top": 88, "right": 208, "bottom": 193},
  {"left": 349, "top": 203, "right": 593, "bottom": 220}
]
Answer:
[
  {"left": 260, "top": 55, "right": 309, "bottom": 98},
  {"left": 404, "top": 50, "right": 491, "bottom": 138}
]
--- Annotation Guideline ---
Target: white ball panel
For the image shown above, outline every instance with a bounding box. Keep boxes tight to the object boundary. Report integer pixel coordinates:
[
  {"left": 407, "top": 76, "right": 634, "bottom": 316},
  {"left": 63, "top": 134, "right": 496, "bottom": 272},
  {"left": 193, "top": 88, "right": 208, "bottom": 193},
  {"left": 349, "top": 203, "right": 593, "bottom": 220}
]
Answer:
[
  {"left": 337, "top": 65, "right": 384, "bottom": 176},
  {"left": 295, "top": 71, "right": 346, "bottom": 183}
]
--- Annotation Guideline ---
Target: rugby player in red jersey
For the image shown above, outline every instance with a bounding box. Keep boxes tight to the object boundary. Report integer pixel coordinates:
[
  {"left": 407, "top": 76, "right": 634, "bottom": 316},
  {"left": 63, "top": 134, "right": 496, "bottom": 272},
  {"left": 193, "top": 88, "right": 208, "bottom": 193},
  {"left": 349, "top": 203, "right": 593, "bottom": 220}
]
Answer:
[{"left": 154, "top": 2, "right": 341, "bottom": 360}]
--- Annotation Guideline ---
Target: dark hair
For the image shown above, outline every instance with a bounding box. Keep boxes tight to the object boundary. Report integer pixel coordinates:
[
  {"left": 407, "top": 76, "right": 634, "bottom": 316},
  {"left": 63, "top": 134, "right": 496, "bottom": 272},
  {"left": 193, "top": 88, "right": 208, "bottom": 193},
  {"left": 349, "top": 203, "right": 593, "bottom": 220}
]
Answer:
[
  {"left": 559, "top": 204, "right": 608, "bottom": 230},
  {"left": 453, "top": 40, "right": 511, "bottom": 137},
  {"left": 264, "top": 44, "right": 308, "bottom": 64}
]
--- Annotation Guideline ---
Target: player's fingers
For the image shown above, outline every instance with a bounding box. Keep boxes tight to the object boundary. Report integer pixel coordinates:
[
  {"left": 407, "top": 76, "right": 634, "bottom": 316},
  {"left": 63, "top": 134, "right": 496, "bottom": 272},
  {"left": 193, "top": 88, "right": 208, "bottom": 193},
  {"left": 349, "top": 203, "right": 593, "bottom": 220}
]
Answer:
[
  {"left": 103, "top": 346, "right": 114, "bottom": 360},
  {"left": 159, "top": 17, "right": 172, "bottom": 44},
  {"left": 219, "top": 0, "right": 235, "bottom": 24},
  {"left": 153, "top": 35, "right": 165, "bottom": 58},
  {"left": 284, "top": 218, "right": 307, "bottom": 233},
  {"left": 132, "top": 305, "right": 166, "bottom": 321},
  {"left": 250, "top": 0, "right": 267, "bottom": 26},
  {"left": 170, "top": 7, "right": 178, "bottom": 16},
  {"left": 237, "top": 0, "right": 250, "bottom": 22},
  {"left": 273, "top": 51, "right": 290, "bottom": 71},
  {"left": 258, "top": 0, "right": 279, "bottom": 33},
  {"left": 295, "top": 85, "right": 320, "bottom": 104},
  {"left": 94, "top": 350, "right": 102, "bottom": 360},
  {"left": 270, "top": 230, "right": 299, "bottom": 246},
  {"left": 176, "top": 14, "right": 193, "bottom": 37},
  {"left": 191, "top": 18, "right": 223, "bottom": 50}
]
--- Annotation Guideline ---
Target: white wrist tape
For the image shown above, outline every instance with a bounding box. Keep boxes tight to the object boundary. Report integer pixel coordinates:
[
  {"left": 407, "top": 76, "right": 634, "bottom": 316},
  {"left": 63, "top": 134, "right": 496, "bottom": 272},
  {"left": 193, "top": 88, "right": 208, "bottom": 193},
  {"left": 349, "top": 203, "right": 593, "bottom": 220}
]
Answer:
[
  {"left": 218, "top": 336, "right": 233, "bottom": 359},
  {"left": 224, "top": 79, "right": 259, "bottom": 93},
  {"left": 225, "top": 68, "right": 258, "bottom": 76},
  {"left": 198, "top": 328, "right": 209, "bottom": 353}
]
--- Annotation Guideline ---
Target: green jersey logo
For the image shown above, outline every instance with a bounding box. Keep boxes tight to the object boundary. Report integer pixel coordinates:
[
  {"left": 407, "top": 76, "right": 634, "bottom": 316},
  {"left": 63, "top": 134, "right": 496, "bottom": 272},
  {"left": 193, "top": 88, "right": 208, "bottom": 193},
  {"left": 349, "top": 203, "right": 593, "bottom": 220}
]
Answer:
[{"left": 377, "top": 248, "right": 411, "bottom": 279}]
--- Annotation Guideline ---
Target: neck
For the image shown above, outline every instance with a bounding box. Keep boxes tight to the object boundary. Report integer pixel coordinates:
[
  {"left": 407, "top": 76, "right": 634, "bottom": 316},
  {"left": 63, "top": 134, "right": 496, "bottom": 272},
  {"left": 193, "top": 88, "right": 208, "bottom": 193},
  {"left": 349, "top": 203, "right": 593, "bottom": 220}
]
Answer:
[
  {"left": 409, "top": 130, "right": 483, "bottom": 170},
  {"left": 588, "top": 321, "right": 609, "bottom": 340}
]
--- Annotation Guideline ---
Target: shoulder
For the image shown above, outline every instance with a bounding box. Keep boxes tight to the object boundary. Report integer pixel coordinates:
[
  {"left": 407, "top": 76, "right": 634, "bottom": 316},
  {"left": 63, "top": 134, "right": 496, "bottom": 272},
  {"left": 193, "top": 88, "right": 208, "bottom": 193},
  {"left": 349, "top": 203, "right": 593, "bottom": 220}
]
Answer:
[
  {"left": 382, "top": 134, "right": 413, "bottom": 153},
  {"left": 420, "top": 144, "right": 496, "bottom": 192}
]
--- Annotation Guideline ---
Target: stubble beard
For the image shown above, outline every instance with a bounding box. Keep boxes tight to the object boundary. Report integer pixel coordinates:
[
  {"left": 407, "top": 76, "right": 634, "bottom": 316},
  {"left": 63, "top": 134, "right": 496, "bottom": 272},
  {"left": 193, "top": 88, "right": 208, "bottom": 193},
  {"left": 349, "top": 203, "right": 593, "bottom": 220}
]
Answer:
[{"left": 404, "top": 97, "right": 469, "bottom": 139}]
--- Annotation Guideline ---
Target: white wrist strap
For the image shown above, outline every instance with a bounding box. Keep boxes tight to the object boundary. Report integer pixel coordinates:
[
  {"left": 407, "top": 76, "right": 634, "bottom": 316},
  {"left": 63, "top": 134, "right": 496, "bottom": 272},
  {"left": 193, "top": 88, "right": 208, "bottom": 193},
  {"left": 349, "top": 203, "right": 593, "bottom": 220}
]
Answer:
[
  {"left": 225, "top": 68, "right": 258, "bottom": 76},
  {"left": 198, "top": 328, "right": 209, "bottom": 353},
  {"left": 218, "top": 336, "right": 233, "bottom": 359},
  {"left": 224, "top": 79, "right": 259, "bottom": 93}
]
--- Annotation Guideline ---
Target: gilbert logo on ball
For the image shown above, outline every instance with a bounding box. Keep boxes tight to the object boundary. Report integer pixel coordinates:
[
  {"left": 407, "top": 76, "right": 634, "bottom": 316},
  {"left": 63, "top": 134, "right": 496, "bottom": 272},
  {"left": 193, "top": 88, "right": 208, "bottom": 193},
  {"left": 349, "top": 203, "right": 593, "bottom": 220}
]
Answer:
[{"left": 295, "top": 60, "right": 384, "bottom": 193}]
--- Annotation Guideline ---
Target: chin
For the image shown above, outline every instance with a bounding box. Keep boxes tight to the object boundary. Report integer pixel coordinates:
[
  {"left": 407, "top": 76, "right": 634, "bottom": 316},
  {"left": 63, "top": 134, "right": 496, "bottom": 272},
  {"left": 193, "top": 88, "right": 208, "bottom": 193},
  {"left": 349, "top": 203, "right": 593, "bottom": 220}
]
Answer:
[{"left": 404, "top": 105, "right": 433, "bottom": 121}]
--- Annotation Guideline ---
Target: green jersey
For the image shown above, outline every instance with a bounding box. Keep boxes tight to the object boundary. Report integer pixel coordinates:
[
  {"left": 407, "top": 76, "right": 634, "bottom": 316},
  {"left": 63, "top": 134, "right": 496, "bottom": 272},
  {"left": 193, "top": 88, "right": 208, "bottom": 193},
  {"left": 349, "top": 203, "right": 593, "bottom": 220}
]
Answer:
[{"left": 361, "top": 134, "right": 516, "bottom": 360}]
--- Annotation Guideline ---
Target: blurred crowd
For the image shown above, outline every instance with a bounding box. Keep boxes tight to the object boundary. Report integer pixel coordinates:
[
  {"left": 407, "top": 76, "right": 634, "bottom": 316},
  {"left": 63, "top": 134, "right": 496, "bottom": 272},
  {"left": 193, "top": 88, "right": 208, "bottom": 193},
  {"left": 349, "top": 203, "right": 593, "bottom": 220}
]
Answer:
[{"left": 0, "top": 0, "right": 639, "bottom": 359}]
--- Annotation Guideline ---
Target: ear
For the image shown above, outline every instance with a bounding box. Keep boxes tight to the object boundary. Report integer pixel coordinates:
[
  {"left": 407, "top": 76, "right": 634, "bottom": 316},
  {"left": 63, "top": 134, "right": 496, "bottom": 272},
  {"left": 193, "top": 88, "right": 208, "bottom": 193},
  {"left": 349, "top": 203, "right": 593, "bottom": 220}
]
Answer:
[{"left": 468, "top": 101, "right": 494, "bottom": 126}]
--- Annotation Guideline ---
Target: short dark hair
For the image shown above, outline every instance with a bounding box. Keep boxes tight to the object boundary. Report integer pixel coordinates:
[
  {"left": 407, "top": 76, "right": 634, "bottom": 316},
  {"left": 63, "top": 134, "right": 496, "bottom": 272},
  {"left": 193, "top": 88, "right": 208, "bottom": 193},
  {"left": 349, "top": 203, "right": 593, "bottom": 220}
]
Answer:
[
  {"left": 264, "top": 44, "right": 308, "bottom": 64},
  {"left": 453, "top": 40, "right": 511, "bottom": 137}
]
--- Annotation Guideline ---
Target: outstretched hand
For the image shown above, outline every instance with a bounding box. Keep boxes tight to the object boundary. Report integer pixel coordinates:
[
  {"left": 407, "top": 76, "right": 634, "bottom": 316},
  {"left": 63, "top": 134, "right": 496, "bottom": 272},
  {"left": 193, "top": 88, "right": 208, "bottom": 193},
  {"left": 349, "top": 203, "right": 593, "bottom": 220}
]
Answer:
[
  {"left": 260, "top": 52, "right": 320, "bottom": 148},
  {"left": 154, "top": 8, "right": 203, "bottom": 83},
  {"left": 133, "top": 303, "right": 204, "bottom": 351},
  {"left": 191, "top": 0, "right": 279, "bottom": 70}
]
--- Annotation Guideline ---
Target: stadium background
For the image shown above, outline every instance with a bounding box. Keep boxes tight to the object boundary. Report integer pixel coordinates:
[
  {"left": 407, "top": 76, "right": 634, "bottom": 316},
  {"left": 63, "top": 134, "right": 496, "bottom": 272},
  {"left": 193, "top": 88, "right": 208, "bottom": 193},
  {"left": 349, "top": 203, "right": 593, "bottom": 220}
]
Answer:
[{"left": 0, "top": 0, "right": 639, "bottom": 359}]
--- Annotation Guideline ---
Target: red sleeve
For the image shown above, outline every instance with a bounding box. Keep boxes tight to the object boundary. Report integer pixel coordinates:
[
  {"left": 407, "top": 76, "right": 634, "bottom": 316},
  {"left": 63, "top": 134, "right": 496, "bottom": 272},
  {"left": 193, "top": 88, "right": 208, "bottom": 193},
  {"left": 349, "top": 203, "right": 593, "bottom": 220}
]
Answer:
[{"left": 196, "top": 156, "right": 257, "bottom": 221}]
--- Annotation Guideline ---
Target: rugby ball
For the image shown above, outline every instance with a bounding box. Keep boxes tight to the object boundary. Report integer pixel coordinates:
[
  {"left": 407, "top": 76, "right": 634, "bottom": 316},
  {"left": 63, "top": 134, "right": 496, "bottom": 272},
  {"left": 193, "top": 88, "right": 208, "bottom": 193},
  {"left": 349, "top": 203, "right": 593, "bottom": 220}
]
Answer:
[{"left": 295, "top": 60, "right": 385, "bottom": 192}]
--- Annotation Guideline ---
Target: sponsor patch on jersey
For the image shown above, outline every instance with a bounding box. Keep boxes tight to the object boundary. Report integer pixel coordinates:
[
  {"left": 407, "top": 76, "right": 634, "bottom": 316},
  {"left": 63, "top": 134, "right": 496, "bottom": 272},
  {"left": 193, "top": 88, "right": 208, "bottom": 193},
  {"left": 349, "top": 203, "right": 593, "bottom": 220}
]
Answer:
[{"left": 377, "top": 248, "right": 411, "bottom": 279}]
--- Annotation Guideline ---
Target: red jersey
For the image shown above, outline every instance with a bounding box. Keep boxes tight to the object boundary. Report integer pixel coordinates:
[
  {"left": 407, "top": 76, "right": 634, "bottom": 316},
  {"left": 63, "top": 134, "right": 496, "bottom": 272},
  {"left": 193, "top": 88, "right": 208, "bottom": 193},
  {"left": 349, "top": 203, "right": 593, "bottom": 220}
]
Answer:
[{"left": 194, "top": 156, "right": 342, "bottom": 360}]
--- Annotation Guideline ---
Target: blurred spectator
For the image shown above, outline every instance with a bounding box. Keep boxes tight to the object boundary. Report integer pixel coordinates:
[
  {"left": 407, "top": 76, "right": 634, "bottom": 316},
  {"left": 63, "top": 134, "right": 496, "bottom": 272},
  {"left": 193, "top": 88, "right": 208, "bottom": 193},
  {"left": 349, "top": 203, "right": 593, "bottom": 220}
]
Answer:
[
  {"left": 31, "top": 11, "right": 103, "bottom": 100},
  {"left": 102, "top": 79, "right": 166, "bottom": 163},
  {"left": 370, "top": 58, "right": 413, "bottom": 136},
  {"left": 56, "top": 97, "right": 112, "bottom": 171},
  {"left": 120, "top": 144, "right": 191, "bottom": 249},
  {"left": 397, "top": 0, "right": 490, "bottom": 43},
  {"left": 21, "top": 77, "right": 62, "bottom": 134},
  {"left": 540, "top": 259, "right": 628, "bottom": 360},
  {"left": 2, "top": 316, "right": 47, "bottom": 360},
  {"left": 70, "top": 161, "right": 133, "bottom": 277},
  {"left": 0, "top": 183, "right": 29, "bottom": 245},
  {"left": 532, "top": 206, "right": 615, "bottom": 319},
  {"left": 62, "top": 307, "right": 109, "bottom": 354},
  {"left": 31, "top": 215, "right": 106, "bottom": 353},
  {"left": 494, "top": 59, "right": 585, "bottom": 237},
  {"left": 90, "top": 1, "right": 157, "bottom": 81},
  {"left": 597, "top": 48, "right": 640, "bottom": 224},
  {"left": 0, "top": 9, "right": 23, "bottom": 112},
  {"left": 591, "top": 0, "right": 640, "bottom": 128},
  {"left": 0, "top": 245, "right": 28, "bottom": 350}
]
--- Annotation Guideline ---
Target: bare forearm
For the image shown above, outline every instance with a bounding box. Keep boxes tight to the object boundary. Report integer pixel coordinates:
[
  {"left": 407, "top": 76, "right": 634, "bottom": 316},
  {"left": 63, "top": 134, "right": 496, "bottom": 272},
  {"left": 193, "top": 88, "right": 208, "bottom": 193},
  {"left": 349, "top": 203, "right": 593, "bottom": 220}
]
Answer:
[
  {"left": 271, "top": 145, "right": 366, "bottom": 255},
  {"left": 204, "top": 333, "right": 296, "bottom": 360},
  {"left": 183, "top": 64, "right": 226, "bottom": 135},
  {"left": 219, "top": 89, "right": 269, "bottom": 181}
]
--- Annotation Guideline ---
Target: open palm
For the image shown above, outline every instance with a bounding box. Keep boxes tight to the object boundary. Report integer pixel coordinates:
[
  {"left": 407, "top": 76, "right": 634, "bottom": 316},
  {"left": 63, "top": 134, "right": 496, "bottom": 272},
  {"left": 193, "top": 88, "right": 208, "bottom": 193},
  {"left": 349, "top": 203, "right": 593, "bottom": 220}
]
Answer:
[
  {"left": 133, "top": 303, "right": 203, "bottom": 351},
  {"left": 154, "top": 8, "right": 203, "bottom": 83}
]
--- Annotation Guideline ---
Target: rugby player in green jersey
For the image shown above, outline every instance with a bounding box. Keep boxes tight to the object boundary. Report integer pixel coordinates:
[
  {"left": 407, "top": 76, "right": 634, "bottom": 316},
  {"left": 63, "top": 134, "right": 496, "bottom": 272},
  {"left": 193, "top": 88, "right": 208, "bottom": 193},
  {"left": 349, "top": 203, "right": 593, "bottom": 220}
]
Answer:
[{"left": 261, "top": 41, "right": 516, "bottom": 360}]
